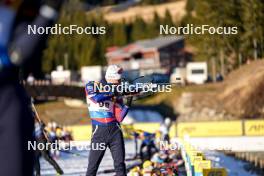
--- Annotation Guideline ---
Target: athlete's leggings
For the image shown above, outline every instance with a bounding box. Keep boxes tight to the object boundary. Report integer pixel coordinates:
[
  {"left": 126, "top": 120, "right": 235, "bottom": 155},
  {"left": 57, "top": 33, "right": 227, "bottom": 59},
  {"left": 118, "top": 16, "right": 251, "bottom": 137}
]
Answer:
[{"left": 86, "top": 124, "right": 126, "bottom": 176}]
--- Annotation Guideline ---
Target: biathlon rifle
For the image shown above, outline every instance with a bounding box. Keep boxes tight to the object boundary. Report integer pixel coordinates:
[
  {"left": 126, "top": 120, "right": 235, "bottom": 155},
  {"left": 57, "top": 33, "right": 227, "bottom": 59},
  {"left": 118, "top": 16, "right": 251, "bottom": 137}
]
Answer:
[{"left": 120, "top": 76, "right": 156, "bottom": 103}]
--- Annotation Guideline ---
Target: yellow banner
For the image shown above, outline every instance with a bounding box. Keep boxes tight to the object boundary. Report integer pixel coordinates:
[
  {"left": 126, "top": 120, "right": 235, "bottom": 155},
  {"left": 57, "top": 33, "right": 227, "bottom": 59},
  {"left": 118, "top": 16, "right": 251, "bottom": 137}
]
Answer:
[
  {"left": 177, "top": 121, "right": 243, "bottom": 137},
  {"left": 194, "top": 160, "right": 211, "bottom": 173},
  {"left": 133, "top": 123, "right": 160, "bottom": 133},
  {"left": 69, "top": 123, "right": 177, "bottom": 141},
  {"left": 191, "top": 156, "right": 203, "bottom": 165},
  {"left": 69, "top": 119, "right": 264, "bottom": 141},
  {"left": 245, "top": 120, "right": 264, "bottom": 136},
  {"left": 69, "top": 125, "right": 92, "bottom": 141},
  {"left": 203, "top": 168, "right": 227, "bottom": 176}
]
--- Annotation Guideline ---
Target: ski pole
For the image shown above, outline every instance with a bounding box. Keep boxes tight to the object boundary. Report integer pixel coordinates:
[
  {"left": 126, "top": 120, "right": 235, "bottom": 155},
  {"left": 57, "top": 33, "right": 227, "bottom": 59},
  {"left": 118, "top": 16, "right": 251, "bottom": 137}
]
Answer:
[{"left": 31, "top": 99, "right": 50, "bottom": 142}]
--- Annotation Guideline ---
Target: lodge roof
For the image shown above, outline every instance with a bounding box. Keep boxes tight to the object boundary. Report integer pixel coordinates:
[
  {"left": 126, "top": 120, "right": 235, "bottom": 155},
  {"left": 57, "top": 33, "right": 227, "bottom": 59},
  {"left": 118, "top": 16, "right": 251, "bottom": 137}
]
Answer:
[
  {"left": 136, "top": 36, "right": 184, "bottom": 49},
  {"left": 106, "top": 36, "right": 184, "bottom": 59}
]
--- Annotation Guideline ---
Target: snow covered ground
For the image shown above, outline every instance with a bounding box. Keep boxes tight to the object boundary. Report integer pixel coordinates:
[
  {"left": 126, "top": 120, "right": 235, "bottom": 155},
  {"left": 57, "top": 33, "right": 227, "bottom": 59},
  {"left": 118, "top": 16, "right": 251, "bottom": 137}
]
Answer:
[
  {"left": 178, "top": 136, "right": 263, "bottom": 176},
  {"left": 40, "top": 140, "right": 260, "bottom": 176},
  {"left": 40, "top": 141, "right": 137, "bottom": 176},
  {"left": 205, "top": 151, "right": 259, "bottom": 176}
]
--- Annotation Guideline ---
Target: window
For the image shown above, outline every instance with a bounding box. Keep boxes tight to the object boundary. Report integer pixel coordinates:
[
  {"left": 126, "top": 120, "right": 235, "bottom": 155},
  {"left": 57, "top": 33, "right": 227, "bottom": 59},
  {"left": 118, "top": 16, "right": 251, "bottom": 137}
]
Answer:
[{"left": 191, "top": 69, "right": 204, "bottom": 74}]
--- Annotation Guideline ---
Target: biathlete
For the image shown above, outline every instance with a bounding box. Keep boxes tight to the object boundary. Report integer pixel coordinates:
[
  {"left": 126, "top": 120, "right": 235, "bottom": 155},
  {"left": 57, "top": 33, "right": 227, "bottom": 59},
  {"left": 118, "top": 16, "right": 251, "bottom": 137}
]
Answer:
[
  {"left": 31, "top": 102, "right": 64, "bottom": 176},
  {"left": 85, "top": 65, "right": 134, "bottom": 176}
]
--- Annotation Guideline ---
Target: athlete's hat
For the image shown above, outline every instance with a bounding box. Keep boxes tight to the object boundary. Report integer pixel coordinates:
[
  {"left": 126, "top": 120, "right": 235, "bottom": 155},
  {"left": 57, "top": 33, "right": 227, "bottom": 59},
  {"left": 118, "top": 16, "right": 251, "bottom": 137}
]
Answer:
[{"left": 105, "top": 65, "right": 123, "bottom": 80}]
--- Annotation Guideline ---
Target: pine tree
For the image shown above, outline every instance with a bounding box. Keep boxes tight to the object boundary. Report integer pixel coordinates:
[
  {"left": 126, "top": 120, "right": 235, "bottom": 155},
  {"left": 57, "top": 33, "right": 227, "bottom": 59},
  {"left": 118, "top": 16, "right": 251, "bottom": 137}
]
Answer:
[
  {"left": 112, "top": 23, "right": 127, "bottom": 46},
  {"left": 186, "top": 0, "right": 195, "bottom": 14},
  {"left": 162, "top": 9, "right": 174, "bottom": 27},
  {"left": 131, "top": 17, "right": 148, "bottom": 41},
  {"left": 241, "top": 0, "right": 264, "bottom": 60}
]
